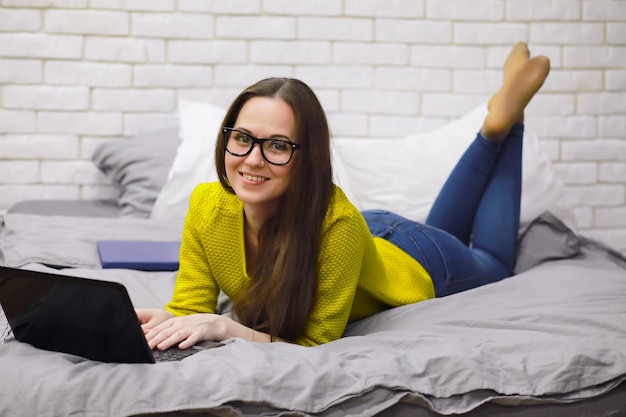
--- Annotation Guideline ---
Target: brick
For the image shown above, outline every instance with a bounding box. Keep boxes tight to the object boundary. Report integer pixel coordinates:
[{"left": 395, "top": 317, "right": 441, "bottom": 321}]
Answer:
[
  {"left": 81, "top": 137, "right": 117, "bottom": 159},
  {"left": 562, "top": 139, "right": 626, "bottom": 161},
  {"left": 577, "top": 92, "right": 626, "bottom": 115},
  {"left": 345, "top": 0, "right": 424, "bottom": 18},
  {"left": 123, "top": 113, "right": 178, "bottom": 136},
  {"left": 595, "top": 207, "right": 626, "bottom": 227},
  {"left": 179, "top": 0, "right": 260, "bottom": 13},
  {"left": 0, "top": 33, "right": 82, "bottom": 59},
  {"left": 0, "top": 185, "right": 80, "bottom": 210},
  {"left": 454, "top": 23, "right": 528, "bottom": 45},
  {"left": 411, "top": 45, "right": 485, "bottom": 69},
  {"left": 0, "top": 110, "right": 36, "bottom": 133},
  {"left": 45, "top": 10, "right": 129, "bottom": 35},
  {"left": 3, "top": 86, "right": 89, "bottom": 110},
  {"left": 0, "top": 8, "right": 41, "bottom": 31},
  {"left": 251, "top": 41, "right": 330, "bottom": 64},
  {"left": 133, "top": 65, "right": 213, "bottom": 87},
  {"left": 299, "top": 17, "right": 373, "bottom": 41},
  {"left": 333, "top": 42, "right": 408, "bottom": 65},
  {"left": 608, "top": 23, "right": 626, "bottom": 45},
  {"left": 217, "top": 16, "right": 295, "bottom": 39},
  {"left": 45, "top": 61, "right": 132, "bottom": 87},
  {"left": 572, "top": 207, "right": 593, "bottom": 229},
  {"left": 168, "top": 40, "right": 247, "bottom": 64},
  {"left": 530, "top": 23, "right": 604, "bottom": 44},
  {"left": 90, "top": 0, "right": 175, "bottom": 10},
  {"left": 376, "top": 19, "right": 451, "bottom": 43},
  {"left": 85, "top": 36, "right": 165, "bottom": 63},
  {"left": 606, "top": 70, "right": 626, "bottom": 91},
  {"left": 214, "top": 65, "right": 293, "bottom": 87},
  {"left": 0, "top": 134, "right": 79, "bottom": 158},
  {"left": 263, "top": 0, "right": 342, "bottom": 15},
  {"left": 295, "top": 65, "right": 374, "bottom": 88},
  {"left": 533, "top": 116, "right": 597, "bottom": 139},
  {"left": 563, "top": 184, "right": 624, "bottom": 206},
  {"left": 422, "top": 94, "right": 487, "bottom": 117},
  {"left": 553, "top": 162, "right": 598, "bottom": 185},
  {"left": 526, "top": 94, "right": 576, "bottom": 116},
  {"left": 2, "top": 0, "right": 86, "bottom": 7},
  {"left": 375, "top": 67, "right": 451, "bottom": 92},
  {"left": 583, "top": 0, "right": 626, "bottom": 21},
  {"left": 342, "top": 90, "right": 420, "bottom": 115},
  {"left": 315, "top": 89, "right": 340, "bottom": 112},
  {"left": 38, "top": 112, "right": 122, "bottom": 136},
  {"left": 599, "top": 162, "right": 626, "bottom": 182},
  {"left": 326, "top": 113, "right": 369, "bottom": 136},
  {"left": 41, "top": 161, "right": 104, "bottom": 184},
  {"left": 426, "top": 0, "right": 504, "bottom": 20},
  {"left": 542, "top": 70, "right": 603, "bottom": 92},
  {"left": 131, "top": 13, "right": 213, "bottom": 39},
  {"left": 564, "top": 46, "right": 626, "bottom": 68},
  {"left": 453, "top": 69, "right": 500, "bottom": 94},
  {"left": 582, "top": 229, "right": 626, "bottom": 255},
  {"left": 0, "top": 59, "right": 42, "bottom": 83},
  {"left": 506, "top": 0, "right": 580, "bottom": 20},
  {"left": 93, "top": 89, "right": 175, "bottom": 112},
  {"left": 0, "top": 161, "right": 39, "bottom": 183},
  {"left": 599, "top": 116, "right": 626, "bottom": 138}
]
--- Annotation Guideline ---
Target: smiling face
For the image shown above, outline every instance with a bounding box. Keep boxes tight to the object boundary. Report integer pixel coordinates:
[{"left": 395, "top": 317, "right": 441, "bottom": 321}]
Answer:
[{"left": 225, "top": 96, "right": 298, "bottom": 218}]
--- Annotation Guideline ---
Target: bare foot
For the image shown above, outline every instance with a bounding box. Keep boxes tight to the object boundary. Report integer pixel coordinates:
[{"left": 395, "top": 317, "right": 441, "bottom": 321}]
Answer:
[{"left": 482, "top": 42, "right": 550, "bottom": 141}]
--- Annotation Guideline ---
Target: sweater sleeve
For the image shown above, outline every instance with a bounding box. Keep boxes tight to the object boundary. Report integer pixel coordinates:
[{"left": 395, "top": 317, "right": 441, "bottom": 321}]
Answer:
[
  {"left": 166, "top": 185, "right": 220, "bottom": 316},
  {"left": 296, "top": 208, "right": 370, "bottom": 347}
]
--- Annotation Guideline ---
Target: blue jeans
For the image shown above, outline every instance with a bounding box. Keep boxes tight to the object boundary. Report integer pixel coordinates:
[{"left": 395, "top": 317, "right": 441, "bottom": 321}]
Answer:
[{"left": 363, "top": 124, "right": 523, "bottom": 297}]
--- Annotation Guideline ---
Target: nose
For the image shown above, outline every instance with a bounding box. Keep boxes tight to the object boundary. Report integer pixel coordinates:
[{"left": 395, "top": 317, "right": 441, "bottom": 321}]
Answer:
[{"left": 244, "top": 143, "right": 265, "bottom": 166}]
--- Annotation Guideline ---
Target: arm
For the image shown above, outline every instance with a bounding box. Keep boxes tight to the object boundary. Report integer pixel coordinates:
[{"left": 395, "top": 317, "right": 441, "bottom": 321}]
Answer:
[{"left": 296, "top": 211, "right": 370, "bottom": 346}]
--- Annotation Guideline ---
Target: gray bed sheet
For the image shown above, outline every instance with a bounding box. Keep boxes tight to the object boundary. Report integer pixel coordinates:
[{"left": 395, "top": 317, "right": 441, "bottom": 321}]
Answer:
[{"left": 0, "top": 212, "right": 625, "bottom": 417}]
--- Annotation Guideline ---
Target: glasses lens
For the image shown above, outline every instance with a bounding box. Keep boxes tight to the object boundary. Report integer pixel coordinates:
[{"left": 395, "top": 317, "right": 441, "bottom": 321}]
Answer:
[
  {"left": 262, "top": 140, "right": 293, "bottom": 165},
  {"left": 225, "top": 130, "right": 253, "bottom": 155}
]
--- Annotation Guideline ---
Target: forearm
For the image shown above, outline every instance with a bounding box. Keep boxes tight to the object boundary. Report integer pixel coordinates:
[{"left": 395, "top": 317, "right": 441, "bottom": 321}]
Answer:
[{"left": 221, "top": 315, "right": 287, "bottom": 343}]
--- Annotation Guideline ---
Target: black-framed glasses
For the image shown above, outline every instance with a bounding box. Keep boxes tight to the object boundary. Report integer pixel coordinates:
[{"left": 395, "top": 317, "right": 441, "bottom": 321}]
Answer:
[{"left": 222, "top": 127, "right": 300, "bottom": 166}]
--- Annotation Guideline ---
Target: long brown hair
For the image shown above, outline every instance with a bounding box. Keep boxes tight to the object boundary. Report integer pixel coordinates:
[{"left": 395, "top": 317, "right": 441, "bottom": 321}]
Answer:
[{"left": 215, "top": 78, "right": 334, "bottom": 342}]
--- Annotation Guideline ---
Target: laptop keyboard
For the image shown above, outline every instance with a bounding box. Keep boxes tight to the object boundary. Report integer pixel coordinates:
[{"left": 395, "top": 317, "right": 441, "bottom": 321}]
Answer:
[{"left": 152, "top": 347, "right": 200, "bottom": 362}]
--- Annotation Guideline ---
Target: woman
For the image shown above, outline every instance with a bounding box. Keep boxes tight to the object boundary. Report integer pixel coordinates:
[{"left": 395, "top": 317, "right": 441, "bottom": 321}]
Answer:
[{"left": 138, "top": 42, "right": 551, "bottom": 349}]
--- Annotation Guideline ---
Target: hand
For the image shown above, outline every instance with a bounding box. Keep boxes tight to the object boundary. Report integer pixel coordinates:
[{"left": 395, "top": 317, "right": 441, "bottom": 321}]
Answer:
[
  {"left": 136, "top": 308, "right": 174, "bottom": 332},
  {"left": 143, "top": 313, "right": 228, "bottom": 351}
]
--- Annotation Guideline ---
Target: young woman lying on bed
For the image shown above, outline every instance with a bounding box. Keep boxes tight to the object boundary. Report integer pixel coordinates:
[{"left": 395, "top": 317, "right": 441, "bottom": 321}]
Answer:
[{"left": 137, "top": 42, "right": 551, "bottom": 349}]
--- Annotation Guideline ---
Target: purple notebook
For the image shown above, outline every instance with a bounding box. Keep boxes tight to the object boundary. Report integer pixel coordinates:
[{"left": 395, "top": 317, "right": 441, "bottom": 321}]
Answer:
[{"left": 96, "top": 240, "right": 181, "bottom": 271}]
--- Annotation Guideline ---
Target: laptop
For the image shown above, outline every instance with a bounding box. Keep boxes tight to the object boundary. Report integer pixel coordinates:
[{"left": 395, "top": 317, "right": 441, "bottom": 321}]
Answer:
[
  {"left": 0, "top": 266, "right": 222, "bottom": 363},
  {"left": 97, "top": 240, "right": 181, "bottom": 271}
]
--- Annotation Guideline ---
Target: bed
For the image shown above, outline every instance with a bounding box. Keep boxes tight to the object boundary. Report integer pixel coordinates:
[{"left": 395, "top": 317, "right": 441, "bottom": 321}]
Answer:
[{"left": 1, "top": 102, "right": 625, "bottom": 417}]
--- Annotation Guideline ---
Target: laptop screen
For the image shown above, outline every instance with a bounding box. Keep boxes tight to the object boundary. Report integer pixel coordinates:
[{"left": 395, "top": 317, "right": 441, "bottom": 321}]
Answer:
[{"left": 0, "top": 267, "right": 154, "bottom": 363}]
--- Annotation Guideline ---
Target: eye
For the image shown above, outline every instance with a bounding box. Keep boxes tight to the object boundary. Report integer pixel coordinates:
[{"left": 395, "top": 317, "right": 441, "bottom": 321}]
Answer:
[
  {"left": 266, "top": 140, "right": 289, "bottom": 153},
  {"left": 233, "top": 131, "right": 253, "bottom": 145}
]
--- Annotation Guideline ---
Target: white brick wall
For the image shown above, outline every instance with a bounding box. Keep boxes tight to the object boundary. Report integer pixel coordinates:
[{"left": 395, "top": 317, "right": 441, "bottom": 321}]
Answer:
[{"left": 0, "top": 0, "right": 624, "bottom": 255}]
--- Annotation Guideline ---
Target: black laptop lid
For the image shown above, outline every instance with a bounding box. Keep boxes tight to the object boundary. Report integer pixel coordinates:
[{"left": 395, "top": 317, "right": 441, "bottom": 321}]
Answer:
[{"left": 0, "top": 267, "right": 154, "bottom": 363}]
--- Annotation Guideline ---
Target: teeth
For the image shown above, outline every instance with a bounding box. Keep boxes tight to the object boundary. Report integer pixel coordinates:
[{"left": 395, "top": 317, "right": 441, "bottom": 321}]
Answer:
[{"left": 242, "top": 173, "right": 267, "bottom": 182}]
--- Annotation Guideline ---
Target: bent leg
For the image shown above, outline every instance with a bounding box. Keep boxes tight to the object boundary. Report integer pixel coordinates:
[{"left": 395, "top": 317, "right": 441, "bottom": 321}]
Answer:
[{"left": 425, "top": 125, "right": 523, "bottom": 278}]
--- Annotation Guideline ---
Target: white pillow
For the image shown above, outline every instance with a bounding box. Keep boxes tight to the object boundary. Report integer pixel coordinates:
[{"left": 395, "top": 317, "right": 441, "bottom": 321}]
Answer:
[
  {"left": 332, "top": 103, "right": 577, "bottom": 232},
  {"left": 150, "top": 100, "right": 225, "bottom": 220}
]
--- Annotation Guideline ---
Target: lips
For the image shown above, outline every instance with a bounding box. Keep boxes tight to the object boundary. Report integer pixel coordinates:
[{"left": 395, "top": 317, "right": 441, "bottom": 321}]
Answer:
[{"left": 241, "top": 173, "right": 268, "bottom": 183}]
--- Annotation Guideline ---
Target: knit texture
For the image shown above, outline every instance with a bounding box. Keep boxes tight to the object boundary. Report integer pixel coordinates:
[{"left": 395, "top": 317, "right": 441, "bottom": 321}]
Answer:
[{"left": 166, "top": 182, "right": 435, "bottom": 346}]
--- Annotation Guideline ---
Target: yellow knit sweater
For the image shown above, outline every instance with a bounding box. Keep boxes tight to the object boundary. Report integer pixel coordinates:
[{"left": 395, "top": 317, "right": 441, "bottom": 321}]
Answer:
[{"left": 166, "top": 182, "right": 435, "bottom": 346}]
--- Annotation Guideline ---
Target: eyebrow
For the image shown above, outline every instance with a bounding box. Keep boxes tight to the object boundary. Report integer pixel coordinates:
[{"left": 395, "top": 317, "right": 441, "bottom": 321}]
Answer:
[{"left": 235, "top": 127, "right": 293, "bottom": 142}]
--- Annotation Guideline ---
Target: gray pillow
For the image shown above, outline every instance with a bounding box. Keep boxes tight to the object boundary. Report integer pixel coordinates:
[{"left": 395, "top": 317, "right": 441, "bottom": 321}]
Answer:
[{"left": 92, "top": 128, "right": 179, "bottom": 218}]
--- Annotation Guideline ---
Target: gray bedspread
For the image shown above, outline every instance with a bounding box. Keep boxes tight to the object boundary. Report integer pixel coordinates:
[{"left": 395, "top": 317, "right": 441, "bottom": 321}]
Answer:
[{"left": 0, "top": 212, "right": 625, "bottom": 417}]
